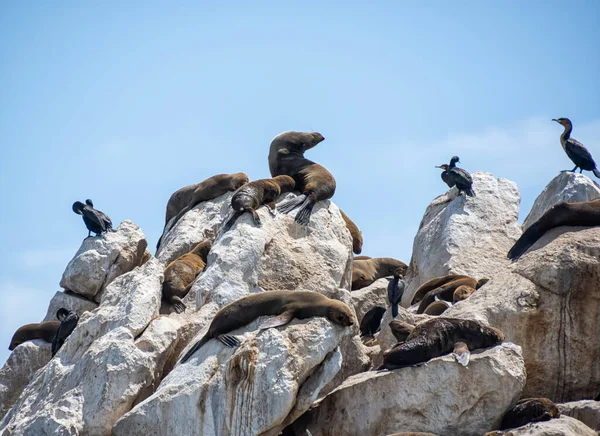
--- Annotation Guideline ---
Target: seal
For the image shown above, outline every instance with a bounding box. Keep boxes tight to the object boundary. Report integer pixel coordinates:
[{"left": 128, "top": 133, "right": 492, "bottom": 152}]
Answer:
[
  {"left": 352, "top": 258, "right": 408, "bottom": 291},
  {"left": 423, "top": 300, "right": 452, "bottom": 316},
  {"left": 508, "top": 199, "right": 600, "bottom": 260},
  {"left": 180, "top": 290, "right": 355, "bottom": 363},
  {"left": 339, "top": 209, "right": 363, "bottom": 254},
  {"left": 52, "top": 308, "right": 79, "bottom": 356},
  {"left": 381, "top": 318, "right": 504, "bottom": 370},
  {"left": 453, "top": 285, "right": 477, "bottom": 303},
  {"left": 389, "top": 320, "right": 414, "bottom": 343},
  {"left": 162, "top": 240, "right": 212, "bottom": 313},
  {"left": 413, "top": 276, "right": 488, "bottom": 313},
  {"left": 9, "top": 321, "right": 61, "bottom": 351},
  {"left": 359, "top": 306, "right": 386, "bottom": 337},
  {"left": 353, "top": 256, "right": 371, "bottom": 260},
  {"left": 220, "top": 175, "right": 296, "bottom": 233},
  {"left": 269, "top": 131, "right": 336, "bottom": 225},
  {"left": 157, "top": 173, "right": 250, "bottom": 249},
  {"left": 500, "top": 397, "right": 560, "bottom": 430}
]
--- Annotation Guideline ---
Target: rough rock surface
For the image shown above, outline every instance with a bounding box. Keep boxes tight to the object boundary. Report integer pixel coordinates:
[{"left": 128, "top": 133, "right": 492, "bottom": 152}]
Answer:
[
  {"left": 350, "top": 278, "right": 389, "bottom": 323},
  {"left": 59, "top": 220, "right": 148, "bottom": 301},
  {"left": 558, "top": 400, "right": 600, "bottom": 431},
  {"left": 523, "top": 171, "right": 600, "bottom": 230},
  {"left": 42, "top": 290, "right": 99, "bottom": 322},
  {"left": 506, "top": 415, "right": 597, "bottom": 436},
  {"left": 298, "top": 343, "right": 525, "bottom": 436},
  {"left": 0, "top": 341, "right": 52, "bottom": 419},
  {"left": 401, "top": 172, "right": 522, "bottom": 307}
]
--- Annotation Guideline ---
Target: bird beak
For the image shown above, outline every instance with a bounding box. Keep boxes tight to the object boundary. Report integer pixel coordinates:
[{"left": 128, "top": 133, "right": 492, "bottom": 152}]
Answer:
[
  {"left": 551, "top": 119, "right": 558, "bottom": 122},
  {"left": 435, "top": 165, "right": 442, "bottom": 168}
]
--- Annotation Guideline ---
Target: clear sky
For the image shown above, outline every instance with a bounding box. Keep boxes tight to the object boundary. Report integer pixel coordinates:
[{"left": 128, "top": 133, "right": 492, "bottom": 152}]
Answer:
[{"left": 1, "top": 1, "right": 599, "bottom": 365}]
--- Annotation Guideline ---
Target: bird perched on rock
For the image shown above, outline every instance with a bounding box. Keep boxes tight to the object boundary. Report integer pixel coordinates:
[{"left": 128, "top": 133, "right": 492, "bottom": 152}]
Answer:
[
  {"left": 52, "top": 308, "right": 79, "bottom": 356},
  {"left": 553, "top": 118, "right": 600, "bottom": 178},
  {"left": 436, "top": 156, "right": 475, "bottom": 197},
  {"left": 387, "top": 269, "right": 405, "bottom": 318},
  {"left": 73, "top": 199, "right": 113, "bottom": 237},
  {"left": 452, "top": 341, "right": 470, "bottom": 367}
]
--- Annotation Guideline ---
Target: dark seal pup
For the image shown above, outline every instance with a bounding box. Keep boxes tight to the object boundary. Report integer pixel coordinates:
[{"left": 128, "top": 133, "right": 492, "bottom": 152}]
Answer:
[
  {"left": 339, "top": 209, "right": 363, "bottom": 254},
  {"left": 500, "top": 397, "right": 560, "bottom": 430},
  {"left": 73, "top": 200, "right": 113, "bottom": 237},
  {"left": 352, "top": 258, "right": 408, "bottom": 291},
  {"left": 181, "top": 290, "right": 355, "bottom": 363},
  {"left": 9, "top": 321, "right": 61, "bottom": 351},
  {"left": 220, "top": 175, "right": 296, "bottom": 234},
  {"left": 381, "top": 318, "right": 504, "bottom": 370},
  {"left": 269, "top": 131, "right": 336, "bottom": 225},
  {"left": 52, "top": 308, "right": 79, "bottom": 356},
  {"left": 359, "top": 306, "right": 386, "bottom": 337},
  {"left": 508, "top": 199, "right": 600, "bottom": 260},
  {"left": 162, "top": 240, "right": 212, "bottom": 313},
  {"left": 157, "top": 173, "right": 249, "bottom": 249}
]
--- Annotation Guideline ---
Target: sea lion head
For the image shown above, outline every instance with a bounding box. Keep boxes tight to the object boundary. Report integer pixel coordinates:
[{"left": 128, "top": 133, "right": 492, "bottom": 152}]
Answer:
[
  {"left": 326, "top": 301, "right": 355, "bottom": 327},
  {"left": 191, "top": 240, "right": 212, "bottom": 261},
  {"left": 56, "top": 308, "right": 70, "bottom": 321},
  {"left": 72, "top": 201, "right": 85, "bottom": 215},
  {"left": 389, "top": 320, "right": 414, "bottom": 342},
  {"left": 484, "top": 326, "right": 505, "bottom": 345},
  {"left": 271, "top": 131, "right": 325, "bottom": 154},
  {"left": 453, "top": 285, "right": 476, "bottom": 303},
  {"left": 353, "top": 232, "right": 363, "bottom": 255},
  {"left": 273, "top": 175, "right": 296, "bottom": 193},
  {"left": 231, "top": 173, "right": 250, "bottom": 190}
]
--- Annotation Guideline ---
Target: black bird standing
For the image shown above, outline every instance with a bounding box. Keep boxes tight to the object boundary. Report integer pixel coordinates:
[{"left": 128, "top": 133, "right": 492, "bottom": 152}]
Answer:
[
  {"left": 387, "top": 269, "right": 405, "bottom": 318},
  {"left": 359, "top": 306, "right": 386, "bottom": 337},
  {"left": 436, "top": 163, "right": 455, "bottom": 188},
  {"left": 436, "top": 156, "right": 476, "bottom": 197},
  {"left": 52, "top": 308, "right": 79, "bottom": 356},
  {"left": 73, "top": 200, "right": 113, "bottom": 237},
  {"left": 553, "top": 118, "right": 600, "bottom": 178}
]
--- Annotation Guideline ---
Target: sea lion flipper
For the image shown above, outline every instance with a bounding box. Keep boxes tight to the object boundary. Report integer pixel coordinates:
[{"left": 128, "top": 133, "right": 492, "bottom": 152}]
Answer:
[
  {"left": 258, "top": 310, "right": 295, "bottom": 329},
  {"left": 217, "top": 334, "right": 240, "bottom": 348},
  {"left": 277, "top": 194, "right": 307, "bottom": 214},
  {"left": 251, "top": 210, "right": 262, "bottom": 227},
  {"left": 295, "top": 199, "right": 314, "bottom": 226},
  {"left": 171, "top": 297, "right": 187, "bottom": 314},
  {"left": 264, "top": 201, "right": 277, "bottom": 217}
]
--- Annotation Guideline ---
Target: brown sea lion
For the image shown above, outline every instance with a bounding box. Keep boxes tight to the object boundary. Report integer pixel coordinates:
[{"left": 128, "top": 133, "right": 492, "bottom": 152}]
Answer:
[
  {"left": 157, "top": 173, "right": 250, "bottom": 249},
  {"left": 389, "top": 320, "right": 414, "bottom": 343},
  {"left": 381, "top": 318, "right": 504, "bottom": 370},
  {"left": 483, "top": 432, "right": 514, "bottom": 436},
  {"left": 353, "top": 255, "right": 371, "bottom": 260},
  {"left": 423, "top": 300, "right": 452, "bottom": 316},
  {"left": 414, "top": 276, "right": 488, "bottom": 313},
  {"left": 162, "top": 240, "right": 212, "bottom": 313},
  {"left": 221, "top": 175, "right": 296, "bottom": 233},
  {"left": 180, "top": 290, "right": 355, "bottom": 363},
  {"left": 269, "top": 131, "right": 336, "bottom": 225},
  {"left": 9, "top": 321, "right": 61, "bottom": 350},
  {"left": 508, "top": 199, "right": 600, "bottom": 260},
  {"left": 387, "top": 433, "right": 438, "bottom": 436},
  {"left": 352, "top": 258, "right": 408, "bottom": 291},
  {"left": 453, "top": 285, "right": 476, "bottom": 303},
  {"left": 339, "top": 209, "right": 363, "bottom": 254},
  {"left": 500, "top": 397, "right": 560, "bottom": 430}
]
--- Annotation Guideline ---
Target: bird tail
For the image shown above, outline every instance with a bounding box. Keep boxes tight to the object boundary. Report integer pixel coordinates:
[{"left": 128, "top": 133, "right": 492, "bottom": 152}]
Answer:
[
  {"left": 391, "top": 303, "right": 399, "bottom": 318},
  {"left": 593, "top": 168, "right": 600, "bottom": 178},
  {"left": 465, "top": 188, "right": 476, "bottom": 197}
]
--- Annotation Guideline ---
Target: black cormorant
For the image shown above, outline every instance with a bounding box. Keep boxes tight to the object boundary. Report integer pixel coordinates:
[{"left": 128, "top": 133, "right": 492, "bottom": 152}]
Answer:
[
  {"left": 435, "top": 164, "right": 455, "bottom": 188},
  {"left": 387, "top": 270, "right": 405, "bottom": 318},
  {"left": 553, "top": 118, "right": 600, "bottom": 178},
  {"left": 73, "top": 200, "right": 113, "bottom": 237},
  {"left": 52, "top": 308, "right": 79, "bottom": 356},
  {"left": 445, "top": 156, "right": 475, "bottom": 197}
]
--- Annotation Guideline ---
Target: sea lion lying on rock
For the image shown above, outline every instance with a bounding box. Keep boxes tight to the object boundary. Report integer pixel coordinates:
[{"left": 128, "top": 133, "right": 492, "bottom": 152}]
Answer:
[
  {"left": 500, "top": 397, "right": 560, "bottom": 430},
  {"left": 339, "top": 209, "right": 363, "bottom": 254},
  {"left": 9, "top": 321, "right": 61, "bottom": 350},
  {"left": 352, "top": 258, "right": 408, "bottom": 291},
  {"left": 412, "top": 275, "right": 488, "bottom": 313},
  {"left": 380, "top": 318, "right": 504, "bottom": 370},
  {"left": 181, "top": 290, "right": 355, "bottom": 363}
]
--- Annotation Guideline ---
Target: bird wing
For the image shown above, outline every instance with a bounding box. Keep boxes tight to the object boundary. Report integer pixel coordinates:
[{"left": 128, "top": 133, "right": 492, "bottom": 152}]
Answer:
[
  {"left": 96, "top": 210, "right": 113, "bottom": 229},
  {"left": 441, "top": 172, "right": 455, "bottom": 188},
  {"left": 387, "top": 277, "right": 405, "bottom": 305},
  {"left": 565, "top": 138, "right": 595, "bottom": 163},
  {"left": 56, "top": 313, "right": 79, "bottom": 342},
  {"left": 449, "top": 167, "right": 473, "bottom": 184},
  {"left": 82, "top": 207, "right": 106, "bottom": 231}
]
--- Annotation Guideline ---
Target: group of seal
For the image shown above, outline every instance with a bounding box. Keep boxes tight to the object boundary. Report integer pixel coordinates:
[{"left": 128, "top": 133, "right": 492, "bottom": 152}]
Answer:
[{"left": 411, "top": 274, "right": 489, "bottom": 315}]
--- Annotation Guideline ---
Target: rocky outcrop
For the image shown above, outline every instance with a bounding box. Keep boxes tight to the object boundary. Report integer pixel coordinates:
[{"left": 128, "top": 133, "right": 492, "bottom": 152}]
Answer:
[
  {"left": 59, "top": 220, "right": 148, "bottom": 302},
  {"left": 295, "top": 343, "right": 525, "bottom": 436},
  {"left": 505, "top": 416, "right": 597, "bottom": 436},
  {"left": 558, "top": 400, "right": 600, "bottom": 431},
  {"left": 350, "top": 278, "right": 389, "bottom": 323},
  {"left": 42, "top": 290, "right": 99, "bottom": 322},
  {"left": 401, "top": 172, "right": 522, "bottom": 307}
]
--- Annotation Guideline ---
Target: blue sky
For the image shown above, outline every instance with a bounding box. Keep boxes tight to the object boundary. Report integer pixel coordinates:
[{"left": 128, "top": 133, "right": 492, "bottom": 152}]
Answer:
[{"left": 1, "top": 1, "right": 599, "bottom": 365}]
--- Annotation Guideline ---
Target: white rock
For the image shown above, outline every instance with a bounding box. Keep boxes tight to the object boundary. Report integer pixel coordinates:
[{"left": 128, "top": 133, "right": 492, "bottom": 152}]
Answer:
[
  {"left": 523, "top": 172, "right": 600, "bottom": 230},
  {"left": 0, "top": 341, "right": 52, "bottom": 419},
  {"left": 300, "top": 343, "right": 525, "bottom": 436},
  {"left": 59, "top": 220, "right": 148, "bottom": 301},
  {"left": 401, "top": 172, "right": 521, "bottom": 307},
  {"left": 558, "top": 400, "right": 600, "bottom": 431},
  {"left": 350, "top": 278, "right": 389, "bottom": 323},
  {"left": 506, "top": 415, "right": 597, "bottom": 436},
  {"left": 42, "top": 291, "right": 98, "bottom": 322}
]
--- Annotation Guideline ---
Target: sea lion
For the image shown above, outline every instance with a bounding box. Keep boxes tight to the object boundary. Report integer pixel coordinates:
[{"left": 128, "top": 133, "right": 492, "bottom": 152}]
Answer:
[
  {"left": 220, "top": 175, "right": 296, "bottom": 233},
  {"left": 9, "top": 321, "right": 61, "bottom": 350},
  {"left": 500, "top": 397, "right": 560, "bottom": 430},
  {"left": 452, "top": 341, "right": 470, "bottom": 366},
  {"left": 162, "top": 240, "right": 212, "bottom": 313},
  {"left": 453, "top": 285, "right": 477, "bottom": 303},
  {"left": 181, "top": 290, "right": 355, "bottom": 363},
  {"left": 386, "top": 433, "right": 438, "bottom": 436},
  {"left": 157, "top": 173, "right": 249, "bottom": 249},
  {"left": 387, "top": 269, "right": 406, "bottom": 317},
  {"left": 353, "top": 255, "right": 371, "bottom": 260},
  {"left": 72, "top": 200, "right": 113, "bottom": 237},
  {"left": 359, "top": 306, "right": 386, "bottom": 337},
  {"left": 483, "top": 432, "right": 514, "bottom": 436},
  {"left": 352, "top": 258, "right": 408, "bottom": 291},
  {"left": 269, "top": 131, "right": 336, "bottom": 225},
  {"left": 423, "top": 299, "right": 452, "bottom": 316},
  {"left": 508, "top": 199, "right": 600, "bottom": 260},
  {"left": 389, "top": 320, "right": 414, "bottom": 343},
  {"left": 381, "top": 318, "right": 504, "bottom": 370},
  {"left": 413, "top": 276, "right": 488, "bottom": 312},
  {"left": 339, "top": 209, "right": 363, "bottom": 254},
  {"left": 52, "top": 308, "right": 79, "bottom": 356}
]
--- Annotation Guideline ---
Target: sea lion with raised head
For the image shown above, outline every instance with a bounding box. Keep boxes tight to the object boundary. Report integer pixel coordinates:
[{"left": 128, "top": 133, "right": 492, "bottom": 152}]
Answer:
[
  {"left": 339, "top": 209, "right": 363, "bottom": 254},
  {"left": 52, "top": 308, "right": 79, "bottom": 356},
  {"left": 162, "top": 240, "right": 212, "bottom": 313},
  {"left": 381, "top": 318, "right": 504, "bottom": 370},
  {"left": 181, "top": 290, "right": 355, "bottom": 363},
  {"left": 413, "top": 276, "right": 488, "bottom": 312},
  {"left": 389, "top": 320, "right": 414, "bottom": 343},
  {"left": 220, "top": 175, "right": 296, "bottom": 234},
  {"left": 508, "top": 199, "right": 600, "bottom": 260},
  {"left": 500, "top": 397, "right": 560, "bottom": 430},
  {"left": 269, "top": 131, "right": 336, "bottom": 225},
  {"left": 9, "top": 321, "right": 61, "bottom": 351},
  {"left": 352, "top": 258, "right": 408, "bottom": 291},
  {"left": 157, "top": 173, "right": 250, "bottom": 249},
  {"left": 359, "top": 306, "right": 386, "bottom": 337}
]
